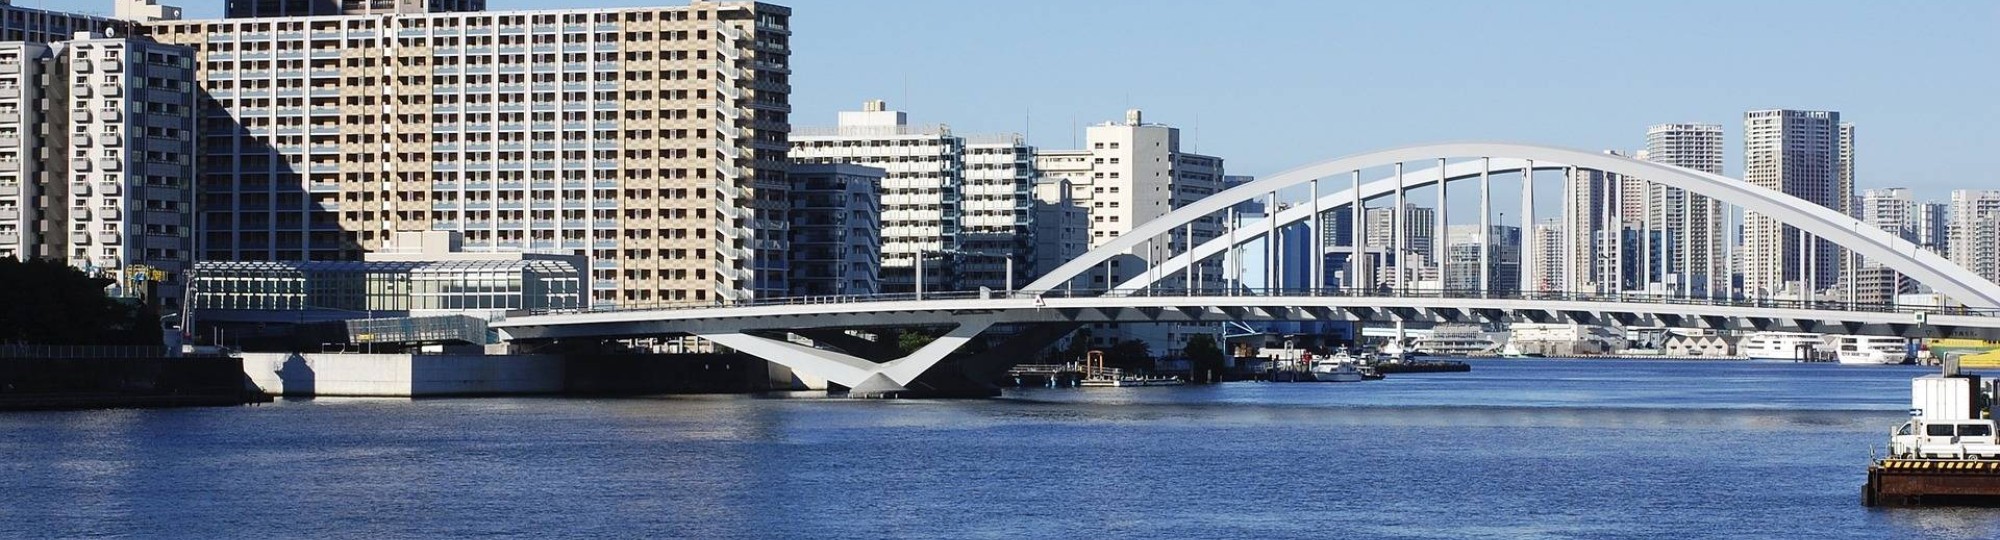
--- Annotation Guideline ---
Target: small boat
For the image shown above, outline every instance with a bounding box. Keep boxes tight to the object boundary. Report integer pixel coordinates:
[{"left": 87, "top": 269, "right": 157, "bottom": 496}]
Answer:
[{"left": 1310, "top": 353, "right": 1365, "bottom": 382}]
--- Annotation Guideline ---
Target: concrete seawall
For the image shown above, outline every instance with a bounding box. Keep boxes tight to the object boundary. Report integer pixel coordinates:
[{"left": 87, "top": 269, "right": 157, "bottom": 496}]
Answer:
[{"left": 239, "top": 352, "right": 770, "bottom": 397}]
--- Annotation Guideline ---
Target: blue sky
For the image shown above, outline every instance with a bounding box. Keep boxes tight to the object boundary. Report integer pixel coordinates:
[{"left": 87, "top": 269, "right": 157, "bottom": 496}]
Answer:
[{"left": 69, "top": 0, "right": 2000, "bottom": 201}]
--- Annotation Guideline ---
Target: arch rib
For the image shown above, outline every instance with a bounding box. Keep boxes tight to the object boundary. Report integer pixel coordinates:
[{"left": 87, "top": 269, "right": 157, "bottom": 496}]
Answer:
[{"left": 1028, "top": 142, "right": 2000, "bottom": 309}]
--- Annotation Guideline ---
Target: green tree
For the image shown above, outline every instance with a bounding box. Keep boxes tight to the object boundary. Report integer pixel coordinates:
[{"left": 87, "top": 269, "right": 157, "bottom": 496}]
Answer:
[
  {"left": 1183, "top": 333, "right": 1226, "bottom": 383},
  {"left": 0, "top": 258, "right": 151, "bottom": 345},
  {"left": 1103, "top": 339, "right": 1153, "bottom": 371}
]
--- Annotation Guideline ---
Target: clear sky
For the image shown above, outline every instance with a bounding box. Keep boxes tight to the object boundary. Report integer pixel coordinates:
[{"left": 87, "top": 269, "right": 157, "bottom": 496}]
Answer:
[{"left": 65, "top": 0, "right": 2000, "bottom": 201}]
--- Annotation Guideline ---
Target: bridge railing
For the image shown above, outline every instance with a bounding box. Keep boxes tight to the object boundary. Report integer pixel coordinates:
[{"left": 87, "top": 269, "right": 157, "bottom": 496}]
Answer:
[{"left": 516, "top": 286, "right": 2000, "bottom": 319}]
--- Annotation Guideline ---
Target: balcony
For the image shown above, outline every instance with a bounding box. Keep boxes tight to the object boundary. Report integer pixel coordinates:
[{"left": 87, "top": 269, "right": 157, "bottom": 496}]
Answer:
[{"left": 97, "top": 233, "right": 121, "bottom": 245}]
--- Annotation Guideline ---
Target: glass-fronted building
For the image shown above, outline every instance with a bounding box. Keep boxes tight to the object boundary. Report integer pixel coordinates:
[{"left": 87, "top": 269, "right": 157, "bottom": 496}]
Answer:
[{"left": 191, "top": 258, "right": 584, "bottom": 317}]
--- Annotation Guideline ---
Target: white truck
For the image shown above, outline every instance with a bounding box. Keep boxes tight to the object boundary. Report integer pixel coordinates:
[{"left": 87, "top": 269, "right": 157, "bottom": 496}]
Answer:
[{"left": 1890, "top": 418, "right": 2000, "bottom": 459}]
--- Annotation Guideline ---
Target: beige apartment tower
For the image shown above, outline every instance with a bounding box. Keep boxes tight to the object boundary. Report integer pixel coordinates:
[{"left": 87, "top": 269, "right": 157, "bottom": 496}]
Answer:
[{"left": 145, "top": 1, "right": 794, "bottom": 306}]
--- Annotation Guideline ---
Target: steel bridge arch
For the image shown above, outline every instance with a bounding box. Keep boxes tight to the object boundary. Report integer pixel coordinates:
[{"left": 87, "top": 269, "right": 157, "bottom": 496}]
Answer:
[{"left": 1027, "top": 142, "right": 2000, "bottom": 309}]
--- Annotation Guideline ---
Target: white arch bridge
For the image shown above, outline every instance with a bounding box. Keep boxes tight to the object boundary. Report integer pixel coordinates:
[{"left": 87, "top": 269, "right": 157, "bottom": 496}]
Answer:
[{"left": 494, "top": 143, "right": 2000, "bottom": 396}]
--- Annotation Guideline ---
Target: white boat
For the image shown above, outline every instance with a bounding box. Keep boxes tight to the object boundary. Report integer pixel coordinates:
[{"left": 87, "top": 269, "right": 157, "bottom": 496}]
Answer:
[
  {"left": 1835, "top": 335, "right": 1911, "bottom": 365},
  {"left": 1310, "top": 353, "right": 1364, "bottom": 382},
  {"left": 1738, "top": 332, "right": 1827, "bottom": 361},
  {"left": 1411, "top": 325, "right": 1505, "bottom": 356},
  {"left": 1079, "top": 375, "right": 1185, "bottom": 387}
]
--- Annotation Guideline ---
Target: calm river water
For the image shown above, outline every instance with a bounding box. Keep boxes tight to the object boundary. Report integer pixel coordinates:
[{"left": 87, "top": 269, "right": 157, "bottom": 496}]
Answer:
[{"left": 4, "top": 359, "right": 1999, "bottom": 538}]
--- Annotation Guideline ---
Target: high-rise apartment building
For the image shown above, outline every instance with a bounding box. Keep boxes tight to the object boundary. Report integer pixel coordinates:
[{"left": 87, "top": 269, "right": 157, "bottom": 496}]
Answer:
[
  {"left": 0, "top": 41, "right": 49, "bottom": 261},
  {"left": 1642, "top": 124, "right": 1724, "bottom": 297},
  {"left": 1035, "top": 109, "right": 1225, "bottom": 357},
  {"left": 1917, "top": 201, "right": 1948, "bottom": 255},
  {"left": 1858, "top": 188, "right": 1919, "bottom": 242},
  {"left": 225, "top": 0, "right": 485, "bottom": 18},
  {"left": 1530, "top": 219, "right": 1565, "bottom": 292},
  {"left": 145, "top": 2, "right": 795, "bottom": 306},
  {"left": 1742, "top": 109, "right": 1846, "bottom": 298},
  {"left": 786, "top": 163, "right": 879, "bottom": 296},
  {"left": 1949, "top": 190, "right": 2000, "bottom": 286},
  {"left": 1564, "top": 163, "right": 1621, "bottom": 293},
  {"left": 1363, "top": 204, "right": 1433, "bottom": 286},
  {"left": 790, "top": 100, "right": 993, "bottom": 293},
  {"left": 38, "top": 33, "right": 198, "bottom": 307},
  {"left": 961, "top": 135, "right": 1035, "bottom": 290},
  {"left": 1035, "top": 109, "right": 1224, "bottom": 290},
  {"left": 1442, "top": 224, "right": 1520, "bottom": 294}
]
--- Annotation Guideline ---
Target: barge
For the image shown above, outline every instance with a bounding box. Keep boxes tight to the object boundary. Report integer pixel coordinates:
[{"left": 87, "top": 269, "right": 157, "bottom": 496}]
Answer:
[{"left": 1863, "top": 358, "right": 2000, "bottom": 506}]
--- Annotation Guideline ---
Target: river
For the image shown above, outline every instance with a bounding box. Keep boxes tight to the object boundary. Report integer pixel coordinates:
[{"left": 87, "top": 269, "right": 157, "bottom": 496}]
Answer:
[{"left": 3, "top": 359, "right": 1997, "bottom": 538}]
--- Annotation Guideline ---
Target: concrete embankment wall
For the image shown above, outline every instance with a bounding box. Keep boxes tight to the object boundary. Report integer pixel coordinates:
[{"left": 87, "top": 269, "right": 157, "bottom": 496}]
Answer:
[
  {"left": 239, "top": 352, "right": 771, "bottom": 397},
  {"left": 240, "top": 353, "right": 565, "bottom": 397}
]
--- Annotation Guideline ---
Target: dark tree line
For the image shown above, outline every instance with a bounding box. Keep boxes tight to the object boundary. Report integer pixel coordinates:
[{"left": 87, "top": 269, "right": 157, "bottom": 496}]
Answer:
[{"left": 0, "top": 258, "right": 158, "bottom": 346}]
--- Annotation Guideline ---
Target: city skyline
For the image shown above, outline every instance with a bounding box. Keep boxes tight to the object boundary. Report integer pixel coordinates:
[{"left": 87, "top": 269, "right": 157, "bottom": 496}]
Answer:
[{"left": 56, "top": 0, "right": 2000, "bottom": 201}]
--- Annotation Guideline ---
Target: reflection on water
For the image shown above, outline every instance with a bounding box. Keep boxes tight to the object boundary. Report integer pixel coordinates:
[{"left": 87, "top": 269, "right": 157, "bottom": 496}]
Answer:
[{"left": 0, "top": 359, "right": 1997, "bottom": 539}]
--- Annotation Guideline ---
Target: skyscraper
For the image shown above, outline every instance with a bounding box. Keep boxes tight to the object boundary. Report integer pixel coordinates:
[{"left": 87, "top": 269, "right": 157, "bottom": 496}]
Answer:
[
  {"left": 146, "top": 2, "right": 795, "bottom": 306},
  {"left": 1742, "top": 109, "right": 1845, "bottom": 298},
  {"left": 1564, "top": 162, "right": 1621, "bottom": 293},
  {"left": 1642, "top": 123, "right": 1724, "bottom": 297},
  {"left": 1949, "top": 190, "right": 2000, "bottom": 285}
]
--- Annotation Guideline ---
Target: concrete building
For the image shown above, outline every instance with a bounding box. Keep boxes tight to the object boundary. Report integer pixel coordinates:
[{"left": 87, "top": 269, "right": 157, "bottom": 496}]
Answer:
[
  {"left": 1530, "top": 218, "right": 1565, "bottom": 292},
  {"left": 1742, "top": 109, "right": 1846, "bottom": 298},
  {"left": 1642, "top": 124, "right": 1724, "bottom": 297},
  {"left": 786, "top": 163, "right": 880, "bottom": 296},
  {"left": 1034, "top": 109, "right": 1225, "bottom": 358},
  {"left": 1950, "top": 190, "right": 2000, "bottom": 286},
  {"left": 1563, "top": 163, "right": 1621, "bottom": 293},
  {"left": 790, "top": 100, "right": 968, "bottom": 294},
  {"left": 0, "top": 1, "right": 128, "bottom": 44},
  {"left": 35, "top": 32, "right": 199, "bottom": 308},
  {"left": 1029, "top": 177, "right": 1089, "bottom": 289},
  {"left": 960, "top": 134, "right": 1035, "bottom": 290},
  {"left": 1442, "top": 223, "right": 1520, "bottom": 294},
  {"left": 224, "top": 0, "right": 485, "bottom": 18},
  {"left": 1363, "top": 204, "right": 1432, "bottom": 288},
  {"left": 0, "top": 41, "right": 49, "bottom": 261},
  {"left": 1917, "top": 201, "right": 1949, "bottom": 256},
  {"left": 145, "top": 1, "right": 795, "bottom": 307},
  {"left": 1036, "top": 109, "right": 1224, "bottom": 292}
]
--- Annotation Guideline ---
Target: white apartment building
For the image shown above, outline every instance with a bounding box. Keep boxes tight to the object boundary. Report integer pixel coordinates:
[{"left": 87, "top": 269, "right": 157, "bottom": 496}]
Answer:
[
  {"left": 961, "top": 135, "right": 1035, "bottom": 290},
  {"left": 225, "top": 0, "right": 486, "bottom": 18},
  {"left": 1563, "top": 164, "right": 1620, "bottom": 294},
  {"left": 1742, "top": 109, "right": 1847, "bottom": 298},
  {"left": 1949, "top": 190, "right": 2000, "bottom": 287},
  {"left": 145, "top": 1, "right": 796, "bottom": 306},
  {"left": 1030, "top": 177, "right": 1089, "bottom": 285},
  {"left": 1530, "top": 218, "right": 1565, "bottom": 292},
  {"left": 1035, "top": 109, "right": 1224, "bottom": 292},
  {"left": 1642, "top": 123, "right": 1724, "bottom": 297},
  {"left": 0, "top": 41, "right": 48, "bottom": 261},
  {"left": 1034, "top": 109, "right": 1224, "bottom": 357},
  {"left": 42, "top": 32, "right": 199, "bottom": 307},
  {"left": 790, "top": 100, "right": 971, "bottom": 294}
]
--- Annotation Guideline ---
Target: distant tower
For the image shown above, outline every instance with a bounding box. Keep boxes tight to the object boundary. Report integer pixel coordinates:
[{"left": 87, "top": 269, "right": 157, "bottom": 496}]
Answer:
[{"left": 1742, "top": 110, "right": 1844, "bottom": 298}]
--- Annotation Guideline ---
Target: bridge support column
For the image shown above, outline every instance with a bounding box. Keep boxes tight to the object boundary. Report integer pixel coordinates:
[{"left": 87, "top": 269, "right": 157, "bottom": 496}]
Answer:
[{"left": 698, "top": 316, "right": 999, "bottom": 398}]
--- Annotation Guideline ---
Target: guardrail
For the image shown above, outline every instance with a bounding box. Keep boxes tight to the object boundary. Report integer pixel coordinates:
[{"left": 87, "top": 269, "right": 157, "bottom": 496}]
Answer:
[{"left": 514, "top": 287, "right": 2000, "bottom": 319}]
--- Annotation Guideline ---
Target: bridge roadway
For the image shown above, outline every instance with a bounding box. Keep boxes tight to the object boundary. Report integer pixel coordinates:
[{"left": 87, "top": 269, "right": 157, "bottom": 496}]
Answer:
[
  {"left": 495, "top": 289, "right": 2000, "bottom": 342},
  {"left": 490, "top": 289, "right": 2000, "bottom": 396}
]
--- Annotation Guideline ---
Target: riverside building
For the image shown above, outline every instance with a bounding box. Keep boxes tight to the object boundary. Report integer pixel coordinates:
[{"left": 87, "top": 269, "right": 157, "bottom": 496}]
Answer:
[
  {"left": 785, "top": 163, "right": 880, "bottom": 296},
  {"left": 0, "top": 30, "right": 198, "bottom": 309},
  {"left": 142, "top": 1, "right": 795, "bottom": 307}
]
